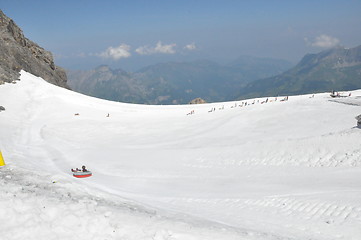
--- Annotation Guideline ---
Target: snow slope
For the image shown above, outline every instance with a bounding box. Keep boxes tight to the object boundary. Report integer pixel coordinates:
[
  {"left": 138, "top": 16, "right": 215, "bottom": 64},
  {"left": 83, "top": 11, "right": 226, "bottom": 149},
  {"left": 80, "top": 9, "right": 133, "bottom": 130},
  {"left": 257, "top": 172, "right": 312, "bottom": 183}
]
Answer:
[{"left": 0, "top": 70, "right": 361, "bottom": 240}]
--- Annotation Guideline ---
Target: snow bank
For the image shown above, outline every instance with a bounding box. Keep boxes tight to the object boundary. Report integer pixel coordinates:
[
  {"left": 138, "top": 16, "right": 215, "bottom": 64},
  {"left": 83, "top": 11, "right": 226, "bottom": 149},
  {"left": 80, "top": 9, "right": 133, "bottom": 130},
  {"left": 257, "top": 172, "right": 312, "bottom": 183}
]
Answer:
[
  {"left": 0, "top": 70, "right": 361, "bottom": 239},
  {"left": 0, "top": 165, "right": 254, "bottom": 240}
]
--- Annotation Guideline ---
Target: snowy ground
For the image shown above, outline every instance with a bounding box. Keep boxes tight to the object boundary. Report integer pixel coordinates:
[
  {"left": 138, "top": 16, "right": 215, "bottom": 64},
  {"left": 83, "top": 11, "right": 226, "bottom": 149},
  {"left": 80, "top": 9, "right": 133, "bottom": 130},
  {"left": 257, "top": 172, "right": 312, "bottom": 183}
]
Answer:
[{"left": 0, "top": 70, "right": 361, "bottom": 240}]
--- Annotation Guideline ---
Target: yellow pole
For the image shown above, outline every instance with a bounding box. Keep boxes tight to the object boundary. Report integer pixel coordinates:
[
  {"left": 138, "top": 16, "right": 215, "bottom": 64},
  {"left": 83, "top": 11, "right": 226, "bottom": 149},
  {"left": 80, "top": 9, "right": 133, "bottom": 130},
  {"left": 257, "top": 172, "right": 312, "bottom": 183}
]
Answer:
[{"left": 0, "top": 151, "right": 5, "bottom": 166}]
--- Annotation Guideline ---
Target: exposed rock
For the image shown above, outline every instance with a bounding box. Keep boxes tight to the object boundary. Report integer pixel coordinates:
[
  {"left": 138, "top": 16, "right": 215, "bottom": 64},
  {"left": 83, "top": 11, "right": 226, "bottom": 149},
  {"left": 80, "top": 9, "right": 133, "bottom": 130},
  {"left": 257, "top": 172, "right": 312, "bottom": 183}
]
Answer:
[
  {"left": 0, "top": 9, "right": 69, "bottom": 88},
  {"left": 189, "top": 98, "right": 207, "bottom": 104},
  {"left": 356, "top": 114, "right": 361, "bottom": 127},
  {"left": 0, "top": 106, "right": 5, "bottom": 111}
]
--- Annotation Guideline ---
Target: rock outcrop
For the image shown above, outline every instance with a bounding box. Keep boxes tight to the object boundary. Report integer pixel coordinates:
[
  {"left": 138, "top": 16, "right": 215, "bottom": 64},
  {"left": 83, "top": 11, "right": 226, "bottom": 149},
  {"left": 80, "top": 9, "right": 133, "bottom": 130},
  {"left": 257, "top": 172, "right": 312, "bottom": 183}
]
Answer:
[
  {"left": 0, "top": 9, "right": 69, "bottom": 88},
  {"left": 356, "top": 114, "right": 361, "bottom": 127},
  {"left": 189, "top": 98, "right": 207, "bottom": 104}
]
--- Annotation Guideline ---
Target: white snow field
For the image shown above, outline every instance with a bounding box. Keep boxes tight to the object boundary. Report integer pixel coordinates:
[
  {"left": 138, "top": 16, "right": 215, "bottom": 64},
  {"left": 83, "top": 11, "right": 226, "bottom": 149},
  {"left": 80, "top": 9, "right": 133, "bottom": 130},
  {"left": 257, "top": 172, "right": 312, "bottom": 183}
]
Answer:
[{"left": 1, "top": 70, "right": 361, "bottom": 240}]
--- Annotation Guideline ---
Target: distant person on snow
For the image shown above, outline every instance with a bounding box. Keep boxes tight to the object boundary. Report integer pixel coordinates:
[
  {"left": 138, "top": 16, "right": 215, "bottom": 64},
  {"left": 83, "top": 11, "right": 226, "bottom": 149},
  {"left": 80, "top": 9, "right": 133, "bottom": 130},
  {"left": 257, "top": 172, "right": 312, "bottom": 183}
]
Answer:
[{"left": 82, "top": 166, "right": 88, "bottom": 172}]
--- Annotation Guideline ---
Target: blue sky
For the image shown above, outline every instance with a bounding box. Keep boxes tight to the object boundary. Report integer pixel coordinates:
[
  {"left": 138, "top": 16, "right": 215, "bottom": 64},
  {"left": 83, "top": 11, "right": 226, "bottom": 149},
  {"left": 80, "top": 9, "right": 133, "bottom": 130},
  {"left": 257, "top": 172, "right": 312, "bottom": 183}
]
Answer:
[{"left": 2, "top": 0, "right": 361, "bottom": 71}]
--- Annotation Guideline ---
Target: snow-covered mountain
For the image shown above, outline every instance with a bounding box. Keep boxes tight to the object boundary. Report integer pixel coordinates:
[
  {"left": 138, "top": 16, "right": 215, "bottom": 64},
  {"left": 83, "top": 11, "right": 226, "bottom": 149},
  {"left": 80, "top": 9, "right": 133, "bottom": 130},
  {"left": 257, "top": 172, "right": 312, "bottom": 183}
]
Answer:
[{"left": 1, "top": 71, "right": 361, "bottom": 240}]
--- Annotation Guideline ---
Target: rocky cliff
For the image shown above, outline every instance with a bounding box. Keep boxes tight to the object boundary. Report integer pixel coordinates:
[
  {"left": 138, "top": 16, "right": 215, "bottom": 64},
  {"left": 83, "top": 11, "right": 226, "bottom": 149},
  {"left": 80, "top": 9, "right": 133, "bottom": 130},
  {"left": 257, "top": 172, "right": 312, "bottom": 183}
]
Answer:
[{"left": 0, "top": 10, "right": 68, "bottom": 88}]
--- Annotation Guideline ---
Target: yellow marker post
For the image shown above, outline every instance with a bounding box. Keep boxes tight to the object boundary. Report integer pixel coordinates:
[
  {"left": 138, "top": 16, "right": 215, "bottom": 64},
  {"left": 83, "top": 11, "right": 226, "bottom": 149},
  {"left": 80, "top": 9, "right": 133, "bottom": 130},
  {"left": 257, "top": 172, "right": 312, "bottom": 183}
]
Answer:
[{"left": 0, "top": 151, "right": 5, "bottom": 166}]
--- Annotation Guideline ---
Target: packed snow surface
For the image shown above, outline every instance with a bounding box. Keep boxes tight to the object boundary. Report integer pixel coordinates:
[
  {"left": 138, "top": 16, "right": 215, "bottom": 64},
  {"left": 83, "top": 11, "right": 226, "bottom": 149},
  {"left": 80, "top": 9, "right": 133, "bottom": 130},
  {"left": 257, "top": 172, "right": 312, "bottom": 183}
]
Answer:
[{"left": 1, "top": 70, "right": 361, "bottom": 240}]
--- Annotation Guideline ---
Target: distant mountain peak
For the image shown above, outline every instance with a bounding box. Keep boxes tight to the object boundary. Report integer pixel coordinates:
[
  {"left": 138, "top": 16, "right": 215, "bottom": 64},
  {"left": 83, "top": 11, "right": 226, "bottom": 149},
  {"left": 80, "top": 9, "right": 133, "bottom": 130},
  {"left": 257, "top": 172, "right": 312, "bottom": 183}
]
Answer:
[
  {"left": 238, "top": 44, "right": 361, "bottom": 99},
  {"left": 95, "top": 65, "right": 111, "bottom": 72},
  {"left": 298, "top": 45, "right": 361, "bottom": 70}
]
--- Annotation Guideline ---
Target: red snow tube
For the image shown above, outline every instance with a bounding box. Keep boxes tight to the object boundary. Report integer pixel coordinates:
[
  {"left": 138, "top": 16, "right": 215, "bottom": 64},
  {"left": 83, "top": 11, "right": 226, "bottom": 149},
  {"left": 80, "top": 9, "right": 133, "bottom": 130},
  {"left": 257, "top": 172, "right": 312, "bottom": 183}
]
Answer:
[{"left": 73, "top": 171, "right": 92, "bottom": 178}]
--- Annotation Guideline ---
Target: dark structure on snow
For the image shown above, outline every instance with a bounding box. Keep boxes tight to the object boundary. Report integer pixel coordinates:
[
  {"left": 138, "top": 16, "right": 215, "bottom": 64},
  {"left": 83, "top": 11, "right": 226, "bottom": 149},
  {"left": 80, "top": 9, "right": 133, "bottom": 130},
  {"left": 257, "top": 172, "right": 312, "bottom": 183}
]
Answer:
[{"left": 356, "top": 114, "right": 361, "bottom": 128}]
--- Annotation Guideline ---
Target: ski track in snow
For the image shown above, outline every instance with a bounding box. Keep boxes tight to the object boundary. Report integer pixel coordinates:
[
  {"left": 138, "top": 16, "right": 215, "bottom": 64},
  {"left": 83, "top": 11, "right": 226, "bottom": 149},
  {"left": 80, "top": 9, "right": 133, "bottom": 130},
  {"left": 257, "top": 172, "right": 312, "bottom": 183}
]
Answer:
[
  {"left": 0, "top": 166, "right": 292, "bottom": 240},
  {"left": 1, "top": 71, "right": 361, "bottom": 240}
]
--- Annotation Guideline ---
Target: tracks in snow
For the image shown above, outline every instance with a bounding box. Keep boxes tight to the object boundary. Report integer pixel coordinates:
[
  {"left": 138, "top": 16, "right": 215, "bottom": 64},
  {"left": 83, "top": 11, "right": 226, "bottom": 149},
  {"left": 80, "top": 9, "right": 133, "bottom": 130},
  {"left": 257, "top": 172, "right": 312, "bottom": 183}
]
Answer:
[{"left": 158, "top": 193, "right": 361, "bottom": 239}]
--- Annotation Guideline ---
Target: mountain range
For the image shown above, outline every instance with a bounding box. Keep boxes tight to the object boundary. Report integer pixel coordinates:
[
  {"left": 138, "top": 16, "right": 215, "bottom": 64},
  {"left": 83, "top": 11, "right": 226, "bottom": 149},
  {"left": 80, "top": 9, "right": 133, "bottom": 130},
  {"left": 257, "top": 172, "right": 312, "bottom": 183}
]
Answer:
[
  {"left": 68, "top": 57, "right": 292, "bottom": 104},
  {"left": 1, "top": 9, "right": 360, "bottom": 105},
  {"left": 238, "top": 45, "right": 361, "bottom": 99},
  {"left": 69, "top": 45, "right": 361, "bottom": 104}
]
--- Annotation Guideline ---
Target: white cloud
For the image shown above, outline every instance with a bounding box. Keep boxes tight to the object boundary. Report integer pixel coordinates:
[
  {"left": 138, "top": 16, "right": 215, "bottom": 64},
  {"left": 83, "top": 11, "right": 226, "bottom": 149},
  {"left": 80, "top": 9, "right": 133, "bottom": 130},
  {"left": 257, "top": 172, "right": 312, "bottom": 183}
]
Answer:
[
  {"left": 184, "top": 43, "right": 197, "bottom": 51},
  {"left": 76, "top": 52, "right": 87, "bottom": 58},
  {"left": 135, "top": 46, "right": 149, "bottom": 55},
  {"left": 307, "top": 34, "right": 340, "bottom": 48},
  {"left": 135, "top": 41, "right": 176, "bottom": 55},
  {"left": 98, "top": 44, "right": 131, "bottom": 60},
  {"left": 155, "top": 41, "right": 176, "bottom": 54}
]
